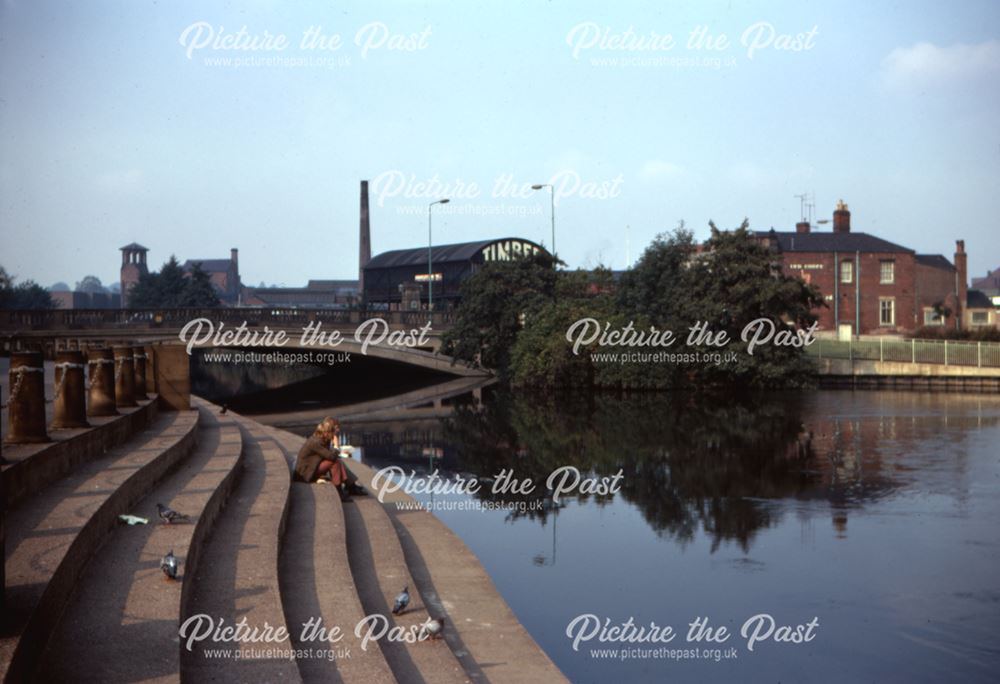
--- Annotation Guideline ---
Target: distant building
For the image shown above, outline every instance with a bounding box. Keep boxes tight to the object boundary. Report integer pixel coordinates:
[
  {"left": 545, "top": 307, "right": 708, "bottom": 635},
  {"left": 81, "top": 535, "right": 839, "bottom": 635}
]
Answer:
[
  {"left": 362, "top": 238, "right": 551, "bottom": 309},
  {"left": 756, "top": 201, "right": 968, "bottom": 336},
  {"left": 183, "top": 248, "right": 241, "bottom": 305},
  {"left": 242, "top": 279, "right": 360, "bottom": 309},
  {"left": 51, "top": 290, "right": 121, "bottom": 309},
  {"left": 971, "top": 268, "right": 1000, "bottom": 307},
  {"left": 119, "top": 242, "right": 149, "bottom": 308}
]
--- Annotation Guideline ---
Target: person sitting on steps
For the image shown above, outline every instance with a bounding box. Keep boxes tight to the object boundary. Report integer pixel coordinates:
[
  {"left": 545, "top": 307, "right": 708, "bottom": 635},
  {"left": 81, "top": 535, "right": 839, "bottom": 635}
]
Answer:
[{"left": 293, "top": 417, "right": 367, "bottom": 501}]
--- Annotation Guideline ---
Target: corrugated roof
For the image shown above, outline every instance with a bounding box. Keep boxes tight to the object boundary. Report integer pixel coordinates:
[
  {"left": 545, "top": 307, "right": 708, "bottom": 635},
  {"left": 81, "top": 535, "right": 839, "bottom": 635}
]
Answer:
[
  {"left": 756, "top": 231, "right": 914, "bottom": 254},
  {"left": 915, "top": 254, "right": 954, "bottom": 271},
  {"left": 365, "top": 238, "right": 547, "bottom": 269}
]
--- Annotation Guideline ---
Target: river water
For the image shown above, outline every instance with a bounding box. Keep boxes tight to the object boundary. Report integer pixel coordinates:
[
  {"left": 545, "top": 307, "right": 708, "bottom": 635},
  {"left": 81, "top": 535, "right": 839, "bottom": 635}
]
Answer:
[{"left": 335, "top": 389, "right": 1000, "bottom": 683}]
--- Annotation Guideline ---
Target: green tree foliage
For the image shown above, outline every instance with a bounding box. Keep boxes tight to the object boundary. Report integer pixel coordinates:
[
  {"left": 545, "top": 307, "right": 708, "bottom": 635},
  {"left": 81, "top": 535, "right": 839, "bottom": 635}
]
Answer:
[
  {"left": 463, "top": 222, "right": 825, "bottom": 389},
  {"left": 127, "top": 256, "right": 221, "bottom": 308},
  {"left": 74, "top": 275, "right": 106, "bottom": 293},
  {"left": 441, "top": 251, "right": 556, "bottom": 377},
  {"left": 0, "top": 265, "right": 55, "bottom": 309}
]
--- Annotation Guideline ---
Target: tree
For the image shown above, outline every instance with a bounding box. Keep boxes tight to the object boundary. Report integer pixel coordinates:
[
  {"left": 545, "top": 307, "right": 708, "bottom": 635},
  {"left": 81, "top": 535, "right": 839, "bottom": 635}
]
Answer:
[
  {"left": 182, "top": 263, "right": 222, "bottom": 307},
  {"left": 125, "top": 256, "right": 221, "bottom": 308},
  {"left": 49, "top": 282, "right": 71, "bottom": 292},
  {"left": 442, "top": 251, "right": 556, "bottom": 377},
  {"left": 75, "top": 275, "right": 106, "bottom": 293},
  {"left": 0, "top": 265, "right": 55, "bottom": 309}
]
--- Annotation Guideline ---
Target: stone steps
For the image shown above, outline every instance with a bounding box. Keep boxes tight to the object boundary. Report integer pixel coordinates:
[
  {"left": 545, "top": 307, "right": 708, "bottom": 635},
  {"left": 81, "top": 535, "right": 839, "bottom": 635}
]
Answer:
[
  {"left": 267, "top": 429, "right": 396, "bottom": 684},
  {"left": 0, "top": 409, "right": 199, "bottom": 684},
  {"left": 179, "top": 415, "right": 300, "bottom": 683},
  {"left": 342, "top": 486, "right": 470, "bottom": 684},
  {"left": 346, "top": 460, "right": 569, "bottom": 684},
  {"left": 32, "top": 400, "right": 244, "bottom": 682}
]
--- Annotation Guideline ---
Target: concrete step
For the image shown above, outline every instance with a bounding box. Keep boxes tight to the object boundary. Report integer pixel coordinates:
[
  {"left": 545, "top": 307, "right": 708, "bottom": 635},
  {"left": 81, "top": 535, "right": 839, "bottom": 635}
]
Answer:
[
  {"left": 32, "top": 399, "right": 244, "bottom": 682},
  {"left": 2, "top": 398, "right": 159, "bottom": 510},
  {"left": 347, "top": 460, "right": 569, "bottom": 684},
  {"left": 267, "top": 429, "right": 396, "bottom": 684},
  {"left": 179, "top": 415, "right": 300, "bottom": 683},
  {"left": 342, "top": 485, "right": 470, "bottom": 684},
  {"left": 1, "top": 409, "right": 199, "bottom": 684}
]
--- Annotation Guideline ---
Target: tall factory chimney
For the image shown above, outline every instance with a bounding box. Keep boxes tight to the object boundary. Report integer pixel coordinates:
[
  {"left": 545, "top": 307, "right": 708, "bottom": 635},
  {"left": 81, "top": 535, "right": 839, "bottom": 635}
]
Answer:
[{"left": 359, "top": 180, "right": 371, "bottom": 294}]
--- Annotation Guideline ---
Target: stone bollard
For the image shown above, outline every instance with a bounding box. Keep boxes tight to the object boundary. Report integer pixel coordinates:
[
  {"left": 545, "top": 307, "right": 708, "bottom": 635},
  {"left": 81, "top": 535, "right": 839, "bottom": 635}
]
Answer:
[
  {"left": 51, "top": 350, "right": 90, "bottom": 429},
  {"left": 144, "top": 345, "right": 157, "bottom": 394},
  {"left": 87, "top": 348, "right": 118, "bottom": 417},
  {"left": 113, "top": 346, "right": 137, "bottom": 408},
  {"left": 132, "top": 346, "right": 148, "bottom": 400},
  {"left": 5, "top": 351, "right": 49, "bottom": 444}
]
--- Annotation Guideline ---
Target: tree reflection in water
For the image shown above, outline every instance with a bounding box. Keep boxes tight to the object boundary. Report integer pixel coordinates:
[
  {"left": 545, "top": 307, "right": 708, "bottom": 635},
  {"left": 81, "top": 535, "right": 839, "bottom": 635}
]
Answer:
[{"left": 443, "top": 390, "right": 821, "bottom": 553}]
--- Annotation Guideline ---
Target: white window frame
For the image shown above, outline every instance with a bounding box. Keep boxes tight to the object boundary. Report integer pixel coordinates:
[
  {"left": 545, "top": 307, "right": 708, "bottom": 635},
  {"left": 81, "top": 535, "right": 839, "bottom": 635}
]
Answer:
[
  {"left": 971, "top": 311, "right": 989, "bottom": 326},
  {"left": 840, "top": 260, "right": 853, "bottom": 284},
  {"left": 879, "top": 297, "right": 895, "bottom": 327},
  {"left": 879, "top": 260, "right": 895, "bottom": 284},
  {"left": 923, "top": 308, "right": 944, "bottom": 326}
]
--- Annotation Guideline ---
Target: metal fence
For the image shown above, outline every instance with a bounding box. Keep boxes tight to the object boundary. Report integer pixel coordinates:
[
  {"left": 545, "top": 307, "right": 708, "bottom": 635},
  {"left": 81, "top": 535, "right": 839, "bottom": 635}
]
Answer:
[{"left": 807, "top": 337, "right": 1000, "bottom": 368}]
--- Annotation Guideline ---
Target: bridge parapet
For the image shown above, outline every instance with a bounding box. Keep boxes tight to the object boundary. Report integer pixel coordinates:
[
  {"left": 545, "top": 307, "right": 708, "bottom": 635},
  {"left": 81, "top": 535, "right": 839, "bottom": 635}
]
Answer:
[{"left": 0, "top": 307, "right": 457, "bottom": 332}]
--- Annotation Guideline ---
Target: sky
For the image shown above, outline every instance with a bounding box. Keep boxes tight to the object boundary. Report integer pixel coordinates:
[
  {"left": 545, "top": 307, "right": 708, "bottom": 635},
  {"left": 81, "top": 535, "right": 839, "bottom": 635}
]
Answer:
[{"left": 1, "top": 0, "right": 999, "bottom": 289}]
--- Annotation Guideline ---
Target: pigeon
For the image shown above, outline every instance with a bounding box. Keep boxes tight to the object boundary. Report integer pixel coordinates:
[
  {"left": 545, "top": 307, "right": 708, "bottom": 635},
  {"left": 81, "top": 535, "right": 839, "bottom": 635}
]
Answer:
[
  {"left": 220, "top": 404, "right": 228, "bottom": 415},
  {"left": 392, "top": 586, "right": 410, "bottom": 615},
  {"left": 419, "top": 616, "right": 445, "bottom": 640},
  {"left": 161, "top": 550, "right": 178, "bottom": 579},
  {"left": 157, "top": 503, "right": 189, "bottom": 524}
]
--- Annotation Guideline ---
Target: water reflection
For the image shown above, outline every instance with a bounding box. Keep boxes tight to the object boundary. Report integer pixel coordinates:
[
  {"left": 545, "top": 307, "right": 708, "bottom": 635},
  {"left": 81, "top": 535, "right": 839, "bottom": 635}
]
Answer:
[
  {"left": 288, "top": 388, "right": 1000, "bottom": 682},
  {"left": 349, "top": 389, "right": 1000, "bottom": 553}
]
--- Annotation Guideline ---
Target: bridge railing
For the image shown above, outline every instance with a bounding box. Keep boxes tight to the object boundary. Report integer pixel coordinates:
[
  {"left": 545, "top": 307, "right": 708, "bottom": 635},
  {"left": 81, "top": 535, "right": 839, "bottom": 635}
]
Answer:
[
  {"left": 807, "top": 337, "right": 1000, "bottom": 368},
  {"left": 0, "top": 307, "right": 457, "bottom": 331}
]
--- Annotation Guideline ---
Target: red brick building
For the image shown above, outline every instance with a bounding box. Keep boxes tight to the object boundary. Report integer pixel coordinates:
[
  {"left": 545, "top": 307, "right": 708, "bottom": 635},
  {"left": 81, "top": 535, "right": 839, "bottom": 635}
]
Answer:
[
  {"left": 182, "top": 249, "right": 241, "bottom": 305},
  {"left": 756, "top": 201, "right": 967, "bottom": 337},
  {"left": 119, "top": 242, "right": 149, "bottom": 308}
]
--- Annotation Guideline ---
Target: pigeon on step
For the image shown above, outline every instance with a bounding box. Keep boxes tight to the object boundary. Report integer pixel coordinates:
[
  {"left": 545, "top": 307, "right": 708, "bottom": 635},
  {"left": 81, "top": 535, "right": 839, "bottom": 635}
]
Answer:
[
  {"left": 392, "top": 586, "right": 410, "bottom": 615},
  {"left": 220, "top": 404, "right": 228, "bottom": 415},
  {"left": 161, "top": 550, "right": 178, "bottom": 579},
  {"left": 157, "top": 503, "right": 189, "bottom": 524},
  {"left": 419, "top": 616, "right": 445, "bottom": 640}
]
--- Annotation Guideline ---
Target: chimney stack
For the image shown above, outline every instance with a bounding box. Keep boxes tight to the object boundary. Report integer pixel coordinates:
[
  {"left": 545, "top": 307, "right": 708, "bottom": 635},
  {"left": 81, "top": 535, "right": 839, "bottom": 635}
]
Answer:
[
  {"left": 833, "top": 199, "right": 850, "bottom": 233},
  {"left": 796, "top": 221, "right": 811, "bottom": 234},
  {"left": 231, "top": 248, "right": 238, "bottom": 270},
  {"left": 955, "top": 239, "right": 967, "bottom": 329},
  {"left": 359, "top": 180, "right": 371, "bottom": 292}
]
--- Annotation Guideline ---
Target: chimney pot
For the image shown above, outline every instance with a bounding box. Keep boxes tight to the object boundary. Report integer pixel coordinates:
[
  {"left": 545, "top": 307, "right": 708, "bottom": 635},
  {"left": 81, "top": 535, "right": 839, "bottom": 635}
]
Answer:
[
  {"left": 796, "top": 221, "right": 810, "bottom": 234},
  {"left": 832, "top": 199, "right": 851, "bottom": 234}
]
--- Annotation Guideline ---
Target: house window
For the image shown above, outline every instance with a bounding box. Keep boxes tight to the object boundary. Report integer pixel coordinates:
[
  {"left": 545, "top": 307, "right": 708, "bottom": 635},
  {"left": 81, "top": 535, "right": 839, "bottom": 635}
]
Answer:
[
  {"left": 879, "top": 260, "right": 895, "bottom": 284},
  {"left": 971, "top": 311, "right": 989, "bottom": 326},
  {"left": 923, "top": 308, "right": 944, "bottom": 326},
  {"left": 840, "top": 260, "right": 853, "bottom": 284},
  {"left": 879, "top": 297, "right": 895, "bottom": 326}
]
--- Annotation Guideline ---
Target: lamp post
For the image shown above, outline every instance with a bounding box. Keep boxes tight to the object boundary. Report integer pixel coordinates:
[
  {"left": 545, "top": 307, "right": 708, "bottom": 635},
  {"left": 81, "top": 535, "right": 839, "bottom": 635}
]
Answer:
[
  {"left": 428, "top": 198, "right": 450, "bottom": 321},
  {"left": 531, "top": 183, "right": 555, "bottom": 259}
]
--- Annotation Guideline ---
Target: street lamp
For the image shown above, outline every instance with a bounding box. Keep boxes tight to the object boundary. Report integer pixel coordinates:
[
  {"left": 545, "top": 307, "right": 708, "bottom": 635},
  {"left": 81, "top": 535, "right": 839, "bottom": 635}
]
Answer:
[
  {"left": 531, "top": 183, "right": 555, "bottom": 259},
  {"left": 428, "top": 198, "right": 450, "bottom": 320}
]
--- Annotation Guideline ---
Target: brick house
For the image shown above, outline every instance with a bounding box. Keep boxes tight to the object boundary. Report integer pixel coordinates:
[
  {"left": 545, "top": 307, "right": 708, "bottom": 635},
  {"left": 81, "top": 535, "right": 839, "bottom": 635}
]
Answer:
[
  {"left": 182, "top": 248, "right": 241, "bottom": 305},
  {"left": 756, "top": 201, "right": 967, "bottom": 337}
]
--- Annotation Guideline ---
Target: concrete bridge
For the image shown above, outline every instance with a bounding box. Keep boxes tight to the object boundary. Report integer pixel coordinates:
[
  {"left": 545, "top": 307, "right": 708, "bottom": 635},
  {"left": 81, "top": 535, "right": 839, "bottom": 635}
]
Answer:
[{"left": 0, "top": 308, "right": 484, "bottom": 379}]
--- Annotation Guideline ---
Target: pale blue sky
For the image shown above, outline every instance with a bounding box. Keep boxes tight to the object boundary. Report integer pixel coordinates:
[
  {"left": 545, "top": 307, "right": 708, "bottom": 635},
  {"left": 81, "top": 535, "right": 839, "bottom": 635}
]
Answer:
[{"left": 1, "top": 0, "right": 998, "bottom": 288}]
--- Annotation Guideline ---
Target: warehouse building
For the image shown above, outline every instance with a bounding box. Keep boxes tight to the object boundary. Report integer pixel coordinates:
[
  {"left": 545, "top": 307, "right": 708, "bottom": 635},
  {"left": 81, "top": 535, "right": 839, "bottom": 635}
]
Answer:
[{"left": 362, "top": 237, "right": 551, "bottom": 309}]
